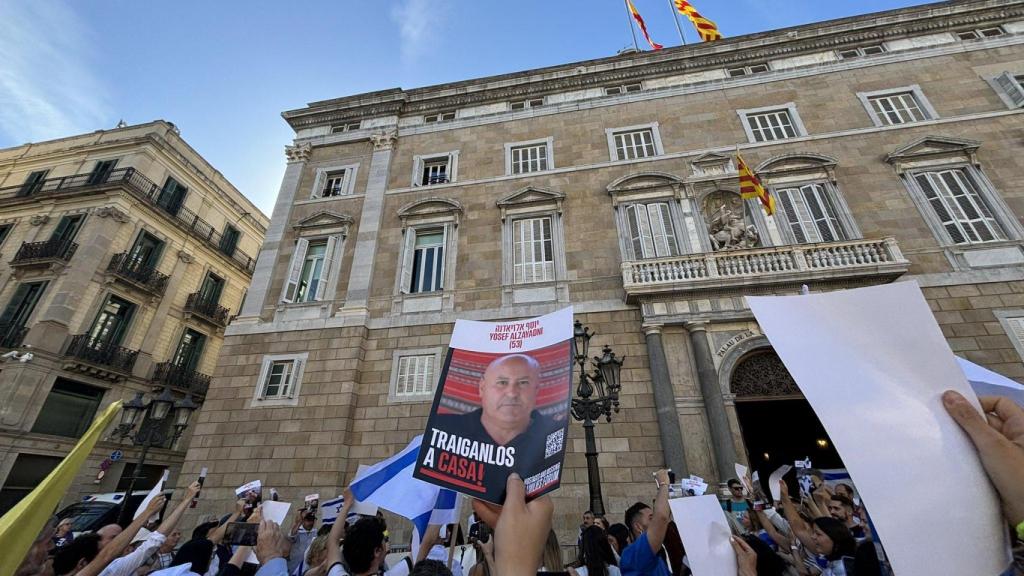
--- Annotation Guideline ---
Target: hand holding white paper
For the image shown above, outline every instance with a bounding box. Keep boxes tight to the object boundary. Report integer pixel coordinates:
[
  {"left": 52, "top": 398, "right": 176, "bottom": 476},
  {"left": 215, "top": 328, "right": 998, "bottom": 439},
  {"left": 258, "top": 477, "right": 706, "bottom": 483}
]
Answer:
[
  {"left": 748, "top": 282, "right": 1010, "bottom": 576},
  {"left": 134, "top": 469, "right": 168, "bottom": 520},
  {"left": 668, "top": 495, "right": 736, "bottom": 576},
  {"left": 768, "top": 465, "right": 791, "bottom": 503},
  {"left": 245, "top": 501, "right": 291, "bottom": 564}
]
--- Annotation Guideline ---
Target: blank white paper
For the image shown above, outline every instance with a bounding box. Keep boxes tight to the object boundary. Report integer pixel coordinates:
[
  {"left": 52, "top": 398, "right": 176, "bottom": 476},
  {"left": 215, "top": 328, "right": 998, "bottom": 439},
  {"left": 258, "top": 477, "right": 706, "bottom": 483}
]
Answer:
[
  {"left": 748, "top": 282, "right": 1009, "bottom": 576},
  {"left": 668, "top": 495, "right": 736, "bottom": 576}
]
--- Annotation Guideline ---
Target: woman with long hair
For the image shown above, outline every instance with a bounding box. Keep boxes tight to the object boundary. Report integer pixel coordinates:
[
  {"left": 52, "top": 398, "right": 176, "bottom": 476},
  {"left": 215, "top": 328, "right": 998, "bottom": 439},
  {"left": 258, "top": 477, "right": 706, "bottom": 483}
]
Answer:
[
  {"left": 569, "top": 526, "right": 620, "bottom": 576},
  {"left": 539, "top": 530, "right": 564, "bottom": 572}
]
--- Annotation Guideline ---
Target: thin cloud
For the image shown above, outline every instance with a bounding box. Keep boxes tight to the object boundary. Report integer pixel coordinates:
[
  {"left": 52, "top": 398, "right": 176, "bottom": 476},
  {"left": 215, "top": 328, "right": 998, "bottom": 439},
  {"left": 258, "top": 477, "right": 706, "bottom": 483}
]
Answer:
[
  {"left": 391, "top": 0, "right": 449, "bottom": 66},
  {"left": 0, "top": 0, "right": 110, "bottom": 145}
]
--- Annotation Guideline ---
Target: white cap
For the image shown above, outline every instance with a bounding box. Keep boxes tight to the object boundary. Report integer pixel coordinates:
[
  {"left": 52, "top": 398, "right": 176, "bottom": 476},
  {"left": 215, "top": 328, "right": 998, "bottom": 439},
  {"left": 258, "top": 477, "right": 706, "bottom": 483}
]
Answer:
[{"left": 130, "top": 528, "right": 152, "bottom": 544}]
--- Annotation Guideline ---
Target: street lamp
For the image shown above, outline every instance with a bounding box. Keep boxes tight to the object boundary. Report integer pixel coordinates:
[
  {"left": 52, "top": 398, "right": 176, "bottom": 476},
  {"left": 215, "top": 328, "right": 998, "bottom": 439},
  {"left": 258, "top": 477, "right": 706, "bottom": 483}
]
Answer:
[
  {"left": 112, "top": 388, "right": 197, "bottom": 525},
  {"left": 569, "top": 319, "right": 624, "bottom": 517}
]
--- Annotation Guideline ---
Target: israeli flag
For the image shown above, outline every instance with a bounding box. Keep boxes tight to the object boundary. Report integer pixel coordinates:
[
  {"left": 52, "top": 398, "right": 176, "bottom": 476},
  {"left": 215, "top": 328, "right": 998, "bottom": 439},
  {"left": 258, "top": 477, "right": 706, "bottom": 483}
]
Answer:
[{"left": 350, "top": 436, "right": 459, "bottom": 552}]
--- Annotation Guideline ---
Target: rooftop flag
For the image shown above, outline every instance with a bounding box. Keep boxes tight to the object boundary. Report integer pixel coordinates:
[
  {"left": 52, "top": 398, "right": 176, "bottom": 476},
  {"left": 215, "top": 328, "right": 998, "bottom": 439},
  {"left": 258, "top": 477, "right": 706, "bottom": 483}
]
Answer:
[
  {"left": 674, "top": 0, "right": 722, "bottom": 42},
  {"left": 627, "top": 0, "right": 664, "bottom": 50}
]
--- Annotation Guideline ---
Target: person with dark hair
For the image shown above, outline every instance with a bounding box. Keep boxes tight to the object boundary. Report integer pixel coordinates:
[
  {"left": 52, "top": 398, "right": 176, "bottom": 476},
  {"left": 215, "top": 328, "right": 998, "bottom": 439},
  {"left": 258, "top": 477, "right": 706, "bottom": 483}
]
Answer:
[
  {"left": 605, "top": 524, "right": 629, "bottom": 561},
  {"left": 738, "top": 533, "right": 787, "bottom": 576},
  {"left": 53, "top": 493, "right": 169, "bottom": 576},
  {"left": 569, "top": 526, "right": 619, "bottom": 576},
  {"left": 168, "top": 538, "right": 216, "bottom": 576},
  {"left": 619, "top": 469, "right": 671, "bottom": 576},
  {"left": 53, "top": 534, "right": 102, "bottom": 576},
  {"left": 826, "top": 494, "right": 864, "bottom": 540},
  {"left": 810, "top": 517, "right": 856, "bottom": 571},
  {"left": 722, "top": 478, "right": 750, "bottom": 525},
  {"left": 410, "top": 560, "right": 452, "bottom": 576},
  {"left": 288, "top": 509, "right": 318, "bottom": 575},
  {"left": 342, "top": 517, "right": 388, "bottom": 576},
  {"left": 53, "top": 518, "right": 75, "bottom": 550}
]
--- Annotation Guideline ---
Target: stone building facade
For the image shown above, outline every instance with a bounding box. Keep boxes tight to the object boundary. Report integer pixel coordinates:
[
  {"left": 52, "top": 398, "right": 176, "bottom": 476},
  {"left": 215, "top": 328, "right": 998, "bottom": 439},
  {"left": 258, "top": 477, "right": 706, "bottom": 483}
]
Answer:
[
  {"left": 0, "top": 121, "right": 268, "bottom": 512},
  {"left": 182, "top": 0, "right": 1024, "bottom": 541}
]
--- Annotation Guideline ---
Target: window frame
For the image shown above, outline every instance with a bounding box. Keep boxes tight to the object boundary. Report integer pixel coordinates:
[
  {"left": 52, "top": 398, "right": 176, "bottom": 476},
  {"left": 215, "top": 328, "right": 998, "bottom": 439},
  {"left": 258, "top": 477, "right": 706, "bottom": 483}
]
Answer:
[
  {"left": 0, "top": 222, "right": 14, "bottom": 250},
  {"left": 281, "top": 234, "right": 343, "bottom": 304},
  {"left": 424, "top": 112, "right": 456, "bottom": 123},
  {"left": 905, "top": 165, "right": 1009, "bottom": 246},
  {"left": 618, "top": 200, "right": 686, "bottom": 260},
  {"left": 736, "top": 103, "right": 807, "bottom": 143},
  {"left": 773, "top": 182, "right": 851, "bottom": 245},
  {"left": 727, "top": 63, "right": 771, "bottom": 77},
  {"left": 857, "top": 85, "right": 938, "bottom": 127},
  {"left": 605, "top": 122, "right": 664, "bottom": 162},
  {"left": 310, "top": 163, "right": 359, "bottom": 199},
  {"left": 251, "top": 352, "right": 308, "bottom": 407},
  {"left": 995, "top": 310, "right": 1024, "bottom": 363},
  {"left": 407, "top": 228, "right": 447, "bottom": 294},
  {"left": 510, "top": 98, "right": 544, "bottom": 110},
  {"left": 388, "top": 348, "right": 442, "bottom": 404},
  {"left": 411, "top": 151, "right": 459, "bottom": 187},
  {"left": 331, "top": 122, "right": 362, "bottom": 133},
  {"left": 992, "top": 71, "right": 1024, "bottom": 109},
  {"left": 504, "top": 137, "right": 554, "bottom": 176}
]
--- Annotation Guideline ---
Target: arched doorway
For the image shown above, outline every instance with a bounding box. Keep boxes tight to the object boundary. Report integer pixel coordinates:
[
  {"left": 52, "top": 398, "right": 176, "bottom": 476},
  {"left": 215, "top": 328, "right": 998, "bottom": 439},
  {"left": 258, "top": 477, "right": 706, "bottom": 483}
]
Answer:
[{"left": 730, "top": 349, "right": 843, "bottom": 482}]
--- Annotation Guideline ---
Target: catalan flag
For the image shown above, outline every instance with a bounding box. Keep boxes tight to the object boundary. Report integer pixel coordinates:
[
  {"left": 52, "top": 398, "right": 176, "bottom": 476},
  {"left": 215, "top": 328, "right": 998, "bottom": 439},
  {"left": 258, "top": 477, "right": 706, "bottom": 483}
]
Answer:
[
  {"left": 627, "top": 0, "right": 663, "bottom": 51},
  {"left": 737, "top": 154, "right": 776, "bottom": 215},
  {"left": 674, "top": 0, "right": 722, "bottom": 42}
]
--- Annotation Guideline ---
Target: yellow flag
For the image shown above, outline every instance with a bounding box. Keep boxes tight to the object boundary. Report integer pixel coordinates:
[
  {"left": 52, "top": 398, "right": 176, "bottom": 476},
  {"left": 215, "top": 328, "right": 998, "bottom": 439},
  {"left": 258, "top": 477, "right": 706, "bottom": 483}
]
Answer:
[{"left": 0, "top": 400, "right": 122, "bottom": 576}]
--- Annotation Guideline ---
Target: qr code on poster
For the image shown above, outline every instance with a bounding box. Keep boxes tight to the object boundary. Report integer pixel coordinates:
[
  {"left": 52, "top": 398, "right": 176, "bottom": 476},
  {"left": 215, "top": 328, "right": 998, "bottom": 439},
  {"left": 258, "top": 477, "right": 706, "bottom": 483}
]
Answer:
[
  {"left": 524, "top": 463, "right": 561, "bottom": 494},
  {"left": 544, "top": 429, "right": 564, "bottom": 459}
]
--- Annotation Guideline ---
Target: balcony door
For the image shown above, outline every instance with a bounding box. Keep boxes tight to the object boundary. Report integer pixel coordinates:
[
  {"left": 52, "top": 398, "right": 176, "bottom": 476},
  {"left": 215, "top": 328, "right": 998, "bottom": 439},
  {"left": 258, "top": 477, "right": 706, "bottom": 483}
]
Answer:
[
  {"left": 198, "top": 273, "right": 224, "bottom": 305},
  {"left": 87, "top": 159, "right": 118, "bottom": 185},
  {"left": 50, "top": 215, "right": 84, "bottom": 246},
  {"left": 128, "top": 232, "right": 164, "bottom": 269},
  {"left": 87, "top": 295, "right": 135, "bottom": 349},
  {"left": 0, "top": 282, "right": 47, "bottom": 339},
  {"left": 171, "top": 329, "right": 206, "bottom": 373},
  {"left": 157, "top": 177, "right": 188, "bottom": 216}
]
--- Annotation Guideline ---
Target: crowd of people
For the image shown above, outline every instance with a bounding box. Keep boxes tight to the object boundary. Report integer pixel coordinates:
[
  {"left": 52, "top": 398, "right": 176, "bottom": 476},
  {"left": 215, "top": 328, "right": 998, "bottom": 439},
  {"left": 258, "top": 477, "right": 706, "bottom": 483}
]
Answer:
[{"left": 11, "top": 389, "right": 1024, "bottom": 576}]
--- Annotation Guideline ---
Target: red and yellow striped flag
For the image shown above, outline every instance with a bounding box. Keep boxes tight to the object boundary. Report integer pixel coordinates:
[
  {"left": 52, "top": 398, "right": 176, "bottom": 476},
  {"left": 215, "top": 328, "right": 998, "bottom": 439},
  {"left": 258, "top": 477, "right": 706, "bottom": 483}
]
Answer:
[
  {"left": 674, "top": 0, "right": 722, "bottom": 42},
  {"left": 627, "top": 0, "right": 663, "bottom": 51},
  {"left": 737, "top": 154, "right": 776, "bottom": 215}
]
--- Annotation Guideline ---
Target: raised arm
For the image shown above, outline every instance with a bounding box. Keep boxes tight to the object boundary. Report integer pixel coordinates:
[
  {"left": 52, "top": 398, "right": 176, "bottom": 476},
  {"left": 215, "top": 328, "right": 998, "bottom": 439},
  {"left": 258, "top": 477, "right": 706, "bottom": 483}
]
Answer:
[
  {"left": 325, "top": 488, "right": 354, "bottom": 568},
  {"left": 77, "top": 496, "right": 167, "bottom": 576},
  {"left": 645, "top": 469, "right": 672, "bottom": 554},
  {"left": 777, "top": 480, "right": 814, "bottom": 550},
  {"left": 754, "top": 508, "right": 791, "bottom": 549},
  {"left": 157, "top": 482, "right": 202, "bottom": 535},
  {"left": 209, "top": 499, "right": 247, "bottom": 546}
]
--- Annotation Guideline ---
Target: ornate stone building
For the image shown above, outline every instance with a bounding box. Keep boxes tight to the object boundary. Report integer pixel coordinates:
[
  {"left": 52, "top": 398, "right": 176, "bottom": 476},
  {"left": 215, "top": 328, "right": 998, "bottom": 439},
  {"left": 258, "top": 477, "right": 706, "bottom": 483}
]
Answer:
[
  {"left": 0, "top": 121, "right": 268, "bottom": 512},
  {"left": 182, "top": 0, "right": 1024, "bottom": 540}
]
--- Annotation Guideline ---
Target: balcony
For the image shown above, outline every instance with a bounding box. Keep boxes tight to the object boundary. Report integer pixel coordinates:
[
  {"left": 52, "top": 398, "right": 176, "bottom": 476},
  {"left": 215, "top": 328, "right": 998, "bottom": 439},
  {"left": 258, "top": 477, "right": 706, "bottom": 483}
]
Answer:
[
  {"left": 0, "top": 168, "right": 257, "bottom": 274},
  {"left": 153, "top": 362, "right": 211, "bottom": 399},
  {"left": 184, "top": 293, "right": 230, "bottom": 327},
  {"left": 11, "top": 239, "right": 77, "bottom": 267},
  {"left": 621, "top": 237, "right": 910, "bottom": 301},
  {"left": 107, "top": 253, "right": 170, "bottom": 296},
  {"left": 63, "top": 334, "right": 138, "bottom": 380},
  {"left": 0, "top": 324, "right": 28, "bottom": 348}
]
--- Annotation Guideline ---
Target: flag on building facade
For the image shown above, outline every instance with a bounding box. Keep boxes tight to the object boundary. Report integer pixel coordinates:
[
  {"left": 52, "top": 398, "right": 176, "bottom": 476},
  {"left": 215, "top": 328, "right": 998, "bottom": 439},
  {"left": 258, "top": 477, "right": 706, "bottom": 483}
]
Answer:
[
  {"left": 737, "top": 154, "right": 776, "bottom": 215},
  {"left": 0, "top": 400, "right": 123, "bottom": 576},
  {"left": 674, "top": 0, "right": 722, "bottom": 42},
  {"left": 627, "top": 0, "right": 664, "bottom": 50}
]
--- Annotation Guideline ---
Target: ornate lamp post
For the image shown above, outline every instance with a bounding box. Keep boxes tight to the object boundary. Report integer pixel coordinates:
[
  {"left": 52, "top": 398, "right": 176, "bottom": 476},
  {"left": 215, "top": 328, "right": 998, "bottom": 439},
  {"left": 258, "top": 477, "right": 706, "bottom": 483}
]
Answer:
[
  {"left": 569, "top": 319, "right": 624, "bottom": 517},
  {"left": 112, "top": 388, "right": 197, "bottom": 525}
]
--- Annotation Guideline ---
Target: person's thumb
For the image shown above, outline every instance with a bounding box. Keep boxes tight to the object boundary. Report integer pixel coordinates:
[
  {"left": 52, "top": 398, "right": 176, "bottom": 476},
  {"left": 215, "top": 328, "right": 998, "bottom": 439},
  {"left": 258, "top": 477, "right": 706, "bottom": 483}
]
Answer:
[
  {"left": 504, "top": 473, "right": 526, "bottom": 512},
  {"left": 943, "top": 390, "right": 1002, "bottom": 450}
]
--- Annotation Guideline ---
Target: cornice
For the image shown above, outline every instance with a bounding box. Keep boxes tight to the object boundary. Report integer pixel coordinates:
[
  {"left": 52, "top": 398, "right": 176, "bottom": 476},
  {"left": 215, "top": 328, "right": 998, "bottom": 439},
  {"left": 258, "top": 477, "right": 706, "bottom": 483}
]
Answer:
[{"left": 283, "top": 1, "right": 1024, "bottom": 128}]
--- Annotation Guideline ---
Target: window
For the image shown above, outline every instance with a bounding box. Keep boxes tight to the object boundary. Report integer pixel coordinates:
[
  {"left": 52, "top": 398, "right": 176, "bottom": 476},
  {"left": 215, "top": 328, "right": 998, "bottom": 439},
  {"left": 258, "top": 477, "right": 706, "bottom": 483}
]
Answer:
[
  {"left": 157, "top": 177, "right": 188, "bottom": 216},
  {"left": 311, "top": 164, "right": 358, "bottom": 198},
  {"left": 775, "top": 183, "right": 848, "bottom": 244},
  {"left": 510, "top": 98, "right": 544, "bottom": 110},
  {"left": 624, "top": 203, "right": 679, "bottom": 259},
  {"left": 420, "top": 158, "right": 449, "bottom": 186},
  {"left": 0, "top": 224, "right": 12, "bottom": 248},
  {"left": 838, "top": 45, "right": 885, "bottom": 58},
  {"left": 31, "top": 379, "right": 105, "bottom": 438},
  {"left": 198, "top": 273, "right": 225, "bottom": 305},
  {"left": 87, "top": 295, "right": 135, "bottom": 348},
  {"left": 737, "top": 104, "right": 806, "bottom": 143},
  {"left": 607, "top": 124, "right": 663, "bottom": 161},
  {"left": 50, "top": 215, "right": 84, "bottom": 245},
  {"left": 282, "top": 236, "right": 340, "bottom": 303},
  {"left": 409, "top": 230, "right": 445, "bottom": 293},
  {"left": 0, "top": 281, "right": 47, "bottom": 347},
  {"left": 252, "top": 353, "right": 307, "bottom": 406},
  {"left": 171, "top": 329, "right": 206, "bottom": 372},
  {"left": 321, "top": 170, "right": 350, "bottom": 197},
  {"left": 331, "top": 122, "right": 361, "bottom": 133},
  {"left": 0, "top": 454, "right": 62, "bottom": 515},
  {"left": 127, "top": 231, "right": 164, "bottom": 269},
  {"left": 912, "top": 168, "right": 1006, "bottom": 244},
  {"left": 859, "top": 86, "right": 936, "bottom": 126},
  {"left": 388, "top": 349, "right": 441, "bottom": 402},
  {"left": 604, "top": 83, "right": 642, "bottom": 96},
  {"left": 512, "top": 217, "right": 555, "bottom": 284},
  {"left": 424, "top": 112, "right": 456, "bottom": 123},
  {"left": 219, "top": 225, "right": 240, "bottom": 256},
  {"left": 958, "top": 27, "right": 1003, "bottom": 40},
  {"left": 505, "top": 138, "right": 553, "bottom": 175},
  {"left": 728, "top": 63, "right": 769, "bottom": 77},
  {"left": 995, "top": 311, "right": 1024, "bottom": 362},
  {"left": 19, "top": 170, "right": 48, "bottom": 196},
  {"left": 994, "top": 72, "right": 1024, "bottom": 108},
  {"left": 87, "top": 159, "right": 117, "bottom": 185}
]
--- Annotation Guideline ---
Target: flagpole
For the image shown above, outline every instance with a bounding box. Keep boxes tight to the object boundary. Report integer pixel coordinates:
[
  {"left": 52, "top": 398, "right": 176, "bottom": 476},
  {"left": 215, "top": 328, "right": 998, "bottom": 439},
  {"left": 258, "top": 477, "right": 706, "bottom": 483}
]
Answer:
[
  {"left": 623, "top": 0, "right": 640, "bottom": 52},
  {"left": 667, "top": 0, "right": 687, "bottom": 45}
]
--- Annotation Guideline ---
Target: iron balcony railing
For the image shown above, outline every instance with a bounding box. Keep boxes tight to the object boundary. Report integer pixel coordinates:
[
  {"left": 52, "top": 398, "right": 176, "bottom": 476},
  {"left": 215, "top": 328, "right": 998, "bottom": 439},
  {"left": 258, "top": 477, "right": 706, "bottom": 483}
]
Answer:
[
  {"left": 0, "top": 324, "right": 28, "bottom": 348},
  {"left": 184, "top": 293, "right": 230, "bottom": 327},
  {"left": 107, "top": 254, "right": 170, "bottom": 295},
  {"left": 11, "top": 238, "right": 78, "bottom": 265},
  {"left": 0, "top": 168, "right": 256, "bottom": 274},
  {"left": 153, "top": 362, "right": 211, "bottom": 398},
  {"left": 64, "top": 334, "right": 139, "bottom": 374}
]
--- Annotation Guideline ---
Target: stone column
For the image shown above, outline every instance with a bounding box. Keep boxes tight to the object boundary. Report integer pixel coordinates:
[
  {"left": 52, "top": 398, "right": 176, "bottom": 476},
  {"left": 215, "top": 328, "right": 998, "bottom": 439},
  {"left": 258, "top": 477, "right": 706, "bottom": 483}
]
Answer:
[
  {"left": 133, "top": 251, "right": 194, "bottom": 378},
  {"left": 685, "top": 321, "right": 737, "bottom": 483},
  {"left": 643, "top": 324, "right": 689, "bottom": 477},
  {"left": 237, "top": 143, "right": 311, "bottom": 320},
  {"left": 340, "top": 131, "right": 397, "bottom": 318}
]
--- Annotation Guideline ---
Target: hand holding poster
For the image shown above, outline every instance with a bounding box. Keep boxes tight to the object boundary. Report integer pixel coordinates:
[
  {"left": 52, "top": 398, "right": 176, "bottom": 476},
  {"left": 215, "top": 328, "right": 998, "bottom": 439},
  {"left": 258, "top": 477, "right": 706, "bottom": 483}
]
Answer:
[{"left": 414, "top": 307, "right": 574, "bottom": 504}]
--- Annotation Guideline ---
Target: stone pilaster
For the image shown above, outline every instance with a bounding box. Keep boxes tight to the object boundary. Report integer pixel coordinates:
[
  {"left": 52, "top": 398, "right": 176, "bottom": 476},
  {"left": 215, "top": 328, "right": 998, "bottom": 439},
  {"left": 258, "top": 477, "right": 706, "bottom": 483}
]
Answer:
[
  {"left": 643, "top": 323, "right": 689, "bottom": 477},
  {"left": 685, "top": 321, "right": 737, "bottom": 484},
  {"left": 133, "top": 251, "right": 195, "bottom": 378}
]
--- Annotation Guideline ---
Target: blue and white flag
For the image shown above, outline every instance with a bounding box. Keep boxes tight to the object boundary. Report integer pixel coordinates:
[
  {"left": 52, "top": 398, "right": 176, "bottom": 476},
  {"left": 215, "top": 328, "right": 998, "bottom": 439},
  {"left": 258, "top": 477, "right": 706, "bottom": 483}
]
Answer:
[
  {"left": 319, "top": 495, "right": 359, "bottom": 526},
  {"left": 958, "top": 356, "right": 1024, "bottom": 407}
]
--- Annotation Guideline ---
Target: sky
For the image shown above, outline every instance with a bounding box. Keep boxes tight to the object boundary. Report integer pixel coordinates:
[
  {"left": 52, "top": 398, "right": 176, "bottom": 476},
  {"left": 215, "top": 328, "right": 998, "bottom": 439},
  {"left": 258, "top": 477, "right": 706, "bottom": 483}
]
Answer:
[{"left": 0, "top": 0, "right": 929, "bottom": 217}]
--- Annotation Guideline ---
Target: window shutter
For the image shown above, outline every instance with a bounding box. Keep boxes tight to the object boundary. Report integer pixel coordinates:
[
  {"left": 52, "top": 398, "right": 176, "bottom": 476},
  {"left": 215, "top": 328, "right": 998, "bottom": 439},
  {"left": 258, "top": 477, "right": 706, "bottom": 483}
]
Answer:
[
  {"left": 282, "top": 238, "right": 308, "bottom": 303},
  {"left": 438, "top": 225, "right": 448, "bottom": 290},
  {"left": 315, "top": 235, "right": 339, "bottom": 301},
  {"left": 1006, "top": 318, "right": 1024, "bottom": 355},
  {"left": 778, "top": 189, "right": 808, "bottom": 244},
  {"left": 649, "top": 203, "right": 678, "bottom": 257},
  {"left": 625, "top": 205, "right": 643, "bottom": 259},
  {"left": 399, "top": 229, "right": 416, "bottom": 294},
  {"left": 635, "top": 205, "right": 655, "bottom": 258},
  {"left": 996, "top": 72, "right": 1024, "bottom": 108}
]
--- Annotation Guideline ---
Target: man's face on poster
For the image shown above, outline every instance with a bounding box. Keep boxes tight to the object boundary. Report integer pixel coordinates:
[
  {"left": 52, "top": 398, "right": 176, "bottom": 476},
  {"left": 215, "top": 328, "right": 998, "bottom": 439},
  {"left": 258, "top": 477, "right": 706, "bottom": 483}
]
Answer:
[{"left": 479, "top": 355, "right": 540, "bottom": 436}]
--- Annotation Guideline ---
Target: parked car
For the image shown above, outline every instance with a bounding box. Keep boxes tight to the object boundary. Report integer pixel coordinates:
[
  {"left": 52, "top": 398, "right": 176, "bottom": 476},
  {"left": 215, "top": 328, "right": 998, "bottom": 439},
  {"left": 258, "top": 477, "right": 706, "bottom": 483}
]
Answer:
[{"left": 56, "top": 490, "right": 172, "bottom": 536}]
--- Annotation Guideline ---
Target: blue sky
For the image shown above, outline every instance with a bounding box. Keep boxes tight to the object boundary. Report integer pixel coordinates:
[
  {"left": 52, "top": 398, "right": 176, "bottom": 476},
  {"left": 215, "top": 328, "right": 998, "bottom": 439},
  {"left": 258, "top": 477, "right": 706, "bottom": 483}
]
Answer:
[{"left": 0, "top": 0, "right": 927, "bottom": 216}]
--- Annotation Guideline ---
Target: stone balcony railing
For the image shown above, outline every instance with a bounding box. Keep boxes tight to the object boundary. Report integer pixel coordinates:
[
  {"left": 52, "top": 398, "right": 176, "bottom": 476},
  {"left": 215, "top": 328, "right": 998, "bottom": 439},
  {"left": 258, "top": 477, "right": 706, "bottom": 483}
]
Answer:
[{"left": 621, "top": 237, "right": 910, "bottom": 300}]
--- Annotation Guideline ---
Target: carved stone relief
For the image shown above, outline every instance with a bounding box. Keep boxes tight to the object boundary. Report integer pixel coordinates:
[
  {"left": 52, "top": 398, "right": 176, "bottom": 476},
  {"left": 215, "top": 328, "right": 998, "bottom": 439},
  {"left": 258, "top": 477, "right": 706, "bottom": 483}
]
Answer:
[
  {"left": 701, "top": 190, "right": 760, "bottom": 251},
  {"left": 730, "top": 350, "right": 801, "bottom": 398}
]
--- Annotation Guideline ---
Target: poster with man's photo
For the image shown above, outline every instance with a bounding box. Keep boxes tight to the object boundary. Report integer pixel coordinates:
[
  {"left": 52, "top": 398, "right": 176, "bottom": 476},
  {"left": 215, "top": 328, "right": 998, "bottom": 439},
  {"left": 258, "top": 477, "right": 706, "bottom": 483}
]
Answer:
[{"left": 413, "top": 307, "right": 574, "bottom": 504}]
